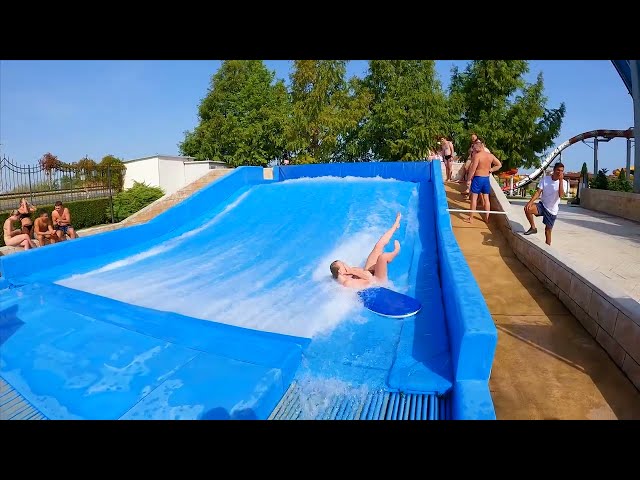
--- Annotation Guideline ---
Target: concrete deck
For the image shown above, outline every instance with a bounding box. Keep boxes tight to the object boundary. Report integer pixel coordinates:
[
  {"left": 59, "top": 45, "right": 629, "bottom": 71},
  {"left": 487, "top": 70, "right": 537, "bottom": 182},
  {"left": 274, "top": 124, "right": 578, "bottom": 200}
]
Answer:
[
  {"left": 509, "top": 200, "right": 640, "bottom": 302},
  {"left": 445, "top": 181, "right": 640, "bottom": 419}
]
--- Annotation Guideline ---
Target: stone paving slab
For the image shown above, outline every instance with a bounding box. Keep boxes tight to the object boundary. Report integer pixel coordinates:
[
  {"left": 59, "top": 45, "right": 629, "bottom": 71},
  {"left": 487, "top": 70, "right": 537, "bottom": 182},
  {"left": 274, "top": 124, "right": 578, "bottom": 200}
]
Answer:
[{"left": 510, "top": 200, "right": 640, "bottom": 303}]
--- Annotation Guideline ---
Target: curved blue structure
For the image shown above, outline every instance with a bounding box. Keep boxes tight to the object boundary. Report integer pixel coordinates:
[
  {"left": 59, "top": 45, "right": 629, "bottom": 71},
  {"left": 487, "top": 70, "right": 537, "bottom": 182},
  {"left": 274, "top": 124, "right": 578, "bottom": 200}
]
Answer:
[
  {"left": 612, "top": 60, "right": 633, "bottom": 96},
  {"left": 0, "top": 161, "right": 497, "bottom": 420}
]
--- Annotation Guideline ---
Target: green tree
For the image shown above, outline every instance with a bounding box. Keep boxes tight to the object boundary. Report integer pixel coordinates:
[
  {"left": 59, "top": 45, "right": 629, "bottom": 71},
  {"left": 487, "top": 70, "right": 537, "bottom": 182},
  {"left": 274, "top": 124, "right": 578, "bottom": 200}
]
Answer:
[
  {"left": 580, "top": 161, "right": 589, "bottom": 179},
  {"left": 39, "top": 152, "right": 62, "bottom": 188},
  {"left": 77, "top": 156, "right": 97, "bottom": 185},
  {"left": 328, "top": 74, "right": 374, "bottom": 163},
  {"left": 99, "top": 154, "right": 126, "bottom": 191},
  {"left": 448, "top": 60, "right": 565, "bottom": 171},
  {"left": 287, "top": 60, "right": 368, "bottom": 164},
  {"left": 589, "top": 168, "right": 609, "bottom": 190},
  {"left": 179, "top": 60, "right": 290, "bottom": 167},
  {"left": 610, "top": 168, "right": 633, "bottom": 192},
  {"left": 357, "top": 60, "right": 451, "bottom": 161}
]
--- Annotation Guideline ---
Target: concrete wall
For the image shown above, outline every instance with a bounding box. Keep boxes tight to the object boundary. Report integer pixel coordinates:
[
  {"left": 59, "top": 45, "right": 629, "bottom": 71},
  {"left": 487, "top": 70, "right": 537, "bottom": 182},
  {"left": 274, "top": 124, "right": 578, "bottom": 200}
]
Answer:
[
  {"left": 487, "top": 176, "right": 640, "bottom": 392},
  {"left": 123, "top": 158, "right": 159, "bottom": 190},
  {"left": 581, "top": 188, "right": 640, "bottom": 223},
  {"left": 184, "top": 161, "right": 229, "bottom": 185},
  {"left": 124, "top": 157, "right": 231, "bottom": 196},
  {"left": 157, "top": 159, "right": 186, "bottom": 195}
]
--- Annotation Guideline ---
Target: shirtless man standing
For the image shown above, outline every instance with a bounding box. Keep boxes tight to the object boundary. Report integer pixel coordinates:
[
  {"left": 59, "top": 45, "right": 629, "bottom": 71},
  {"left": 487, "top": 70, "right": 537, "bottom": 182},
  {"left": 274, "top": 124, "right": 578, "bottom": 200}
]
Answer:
[
  {"left": 463, "top": 141, "right": 502, "bottom": 224},
  {"left": 34, "top": 211, "right": 59, "bottom": 246},
  {"left": 3, "top": 210, "right": 37, "bottom": 250},
  {"left": 440, "top": 136, "right": 455, "bottom": 182},
  {"left": 461, "top": 133, "right": 480, "bottom": 184},
  {"left": 52, "top": 201, "right": 79, "bottom": 240},
  {"left": 330, "top": 212, "right": 402, "bottom": 289}
]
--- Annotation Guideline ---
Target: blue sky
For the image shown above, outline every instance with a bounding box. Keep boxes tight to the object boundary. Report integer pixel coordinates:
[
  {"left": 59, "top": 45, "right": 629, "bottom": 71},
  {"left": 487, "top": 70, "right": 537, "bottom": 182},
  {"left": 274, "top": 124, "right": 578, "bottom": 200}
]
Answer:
[{"left": 0, "top": 60, "right": 634, "bottom": 174}]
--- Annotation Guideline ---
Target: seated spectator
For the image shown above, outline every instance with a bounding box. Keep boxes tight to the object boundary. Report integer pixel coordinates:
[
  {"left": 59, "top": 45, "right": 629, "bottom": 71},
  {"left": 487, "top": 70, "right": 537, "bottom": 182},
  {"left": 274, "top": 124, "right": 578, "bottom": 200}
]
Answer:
[
  {"left": 52, "top": 201, "right": 79, "bottom": 241},
  {"left": 34, "top": 211, "right": 59, "bottom": 246},
  {"left": 18, "top": 197, "right": 36, "bottom": 237},
  {"left": 3, "top": 210, "right": 37, "bottom": 250}
]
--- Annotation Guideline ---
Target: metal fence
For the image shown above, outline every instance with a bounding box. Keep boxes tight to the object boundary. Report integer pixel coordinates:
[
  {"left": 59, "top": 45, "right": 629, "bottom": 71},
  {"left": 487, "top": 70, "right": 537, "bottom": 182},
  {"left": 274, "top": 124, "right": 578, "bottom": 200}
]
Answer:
[{"left": 0, "top": 156, "right": 126, "bottom": 219}]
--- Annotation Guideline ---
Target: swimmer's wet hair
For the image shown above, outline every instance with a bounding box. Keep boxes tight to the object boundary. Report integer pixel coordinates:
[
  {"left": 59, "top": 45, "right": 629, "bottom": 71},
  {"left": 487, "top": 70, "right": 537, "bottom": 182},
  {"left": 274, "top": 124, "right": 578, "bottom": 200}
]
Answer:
[{"left": 330, "top": 260, "right": 340, "bottom": 279}]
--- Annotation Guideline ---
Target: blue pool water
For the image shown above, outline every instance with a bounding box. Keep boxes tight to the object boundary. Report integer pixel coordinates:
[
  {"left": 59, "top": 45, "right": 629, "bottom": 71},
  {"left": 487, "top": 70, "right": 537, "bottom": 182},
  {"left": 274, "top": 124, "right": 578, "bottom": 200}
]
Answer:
[{"left": 0, "top": 162, "right": 496, "bottom": 419}]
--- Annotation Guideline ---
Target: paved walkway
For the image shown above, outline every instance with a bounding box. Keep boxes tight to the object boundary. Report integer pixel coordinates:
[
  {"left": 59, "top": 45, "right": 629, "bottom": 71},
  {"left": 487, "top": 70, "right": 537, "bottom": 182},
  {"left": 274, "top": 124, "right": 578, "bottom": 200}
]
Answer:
[
  {"left": 445, "top": 181, "right": 640, "bottom": 419},
  {"left": 510, "top": 200, "right": 640, "bottom": 302}
]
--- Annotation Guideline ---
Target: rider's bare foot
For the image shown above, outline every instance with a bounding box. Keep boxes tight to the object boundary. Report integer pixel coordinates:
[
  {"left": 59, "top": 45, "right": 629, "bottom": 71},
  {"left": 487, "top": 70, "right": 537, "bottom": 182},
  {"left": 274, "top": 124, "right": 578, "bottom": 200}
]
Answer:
[{"left": 394, "top": 212, "right": 401, "bottom": 230}]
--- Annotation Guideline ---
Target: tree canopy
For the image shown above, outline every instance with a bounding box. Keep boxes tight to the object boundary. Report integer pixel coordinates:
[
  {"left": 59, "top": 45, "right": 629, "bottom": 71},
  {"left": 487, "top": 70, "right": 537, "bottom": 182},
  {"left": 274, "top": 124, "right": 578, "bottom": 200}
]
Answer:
[
  {"left": 179, "top": 60, "right": 290, "bottom": 167},
  {"left": 180, "top": 60, "right": 565, "bottom": 171},
  {"left": 448, "top": 60, "right": 565, "bottom": 171},
  {"left": 358, "top": 60, "right": 451, "bottom": 161}
]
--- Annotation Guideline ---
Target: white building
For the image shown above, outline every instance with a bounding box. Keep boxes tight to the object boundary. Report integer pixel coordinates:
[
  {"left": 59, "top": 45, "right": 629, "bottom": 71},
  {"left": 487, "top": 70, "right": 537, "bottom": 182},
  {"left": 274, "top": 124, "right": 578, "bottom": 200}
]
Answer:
[{"left": 122, "top": 155, "right": 229, "bottom": 195}]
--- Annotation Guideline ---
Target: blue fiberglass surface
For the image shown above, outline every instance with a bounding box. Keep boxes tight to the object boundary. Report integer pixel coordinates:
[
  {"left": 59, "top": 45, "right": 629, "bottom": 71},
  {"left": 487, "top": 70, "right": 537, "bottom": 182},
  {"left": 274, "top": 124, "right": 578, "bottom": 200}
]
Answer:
[{"left": 0, "top": 170, "right": 454, "bottom": 419}]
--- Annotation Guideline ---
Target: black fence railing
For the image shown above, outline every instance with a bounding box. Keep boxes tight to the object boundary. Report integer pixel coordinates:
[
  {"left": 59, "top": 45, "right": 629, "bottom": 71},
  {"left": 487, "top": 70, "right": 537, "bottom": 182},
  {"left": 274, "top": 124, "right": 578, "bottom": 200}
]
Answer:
[{"left": 0, "top": 156, "right": 126, "bottom": 219}]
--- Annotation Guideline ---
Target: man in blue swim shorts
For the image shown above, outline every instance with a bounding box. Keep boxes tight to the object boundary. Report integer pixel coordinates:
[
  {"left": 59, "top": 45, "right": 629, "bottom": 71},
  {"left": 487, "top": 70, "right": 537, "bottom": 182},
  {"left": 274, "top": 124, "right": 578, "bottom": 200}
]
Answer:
[
  {"left": 463, "top": 141, "right": 502, "bottom": 224},
  {"left": 524, "top": 162, "right": 566, "bottom": 246}
]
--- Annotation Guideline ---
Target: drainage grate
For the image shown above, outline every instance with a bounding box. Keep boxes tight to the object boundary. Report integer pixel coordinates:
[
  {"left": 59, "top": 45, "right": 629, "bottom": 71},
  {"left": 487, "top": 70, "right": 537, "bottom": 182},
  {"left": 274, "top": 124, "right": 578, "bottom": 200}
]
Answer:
[
  {"left": 269, "top": 382, "right": 449, "bottom": 420},
  {"left": 0, "top": 377, "right": 47, "bottom": 420}
]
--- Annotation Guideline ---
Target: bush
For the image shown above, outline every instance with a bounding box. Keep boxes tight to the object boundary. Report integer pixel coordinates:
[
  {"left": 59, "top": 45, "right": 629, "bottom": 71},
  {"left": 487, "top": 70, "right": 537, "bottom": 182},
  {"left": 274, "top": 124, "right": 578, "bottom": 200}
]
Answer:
[
  {"left": 589, "top": 168, "right": 609, "bottom": 190},
  {"left": 609, "top": 177, "right": 633, "bottom": 192},
  {"left": 1, "top": 198, "right": 111, "bottom": 247},
  {"left": 110, "top": 181, "right": 164, "bottom": 222}
]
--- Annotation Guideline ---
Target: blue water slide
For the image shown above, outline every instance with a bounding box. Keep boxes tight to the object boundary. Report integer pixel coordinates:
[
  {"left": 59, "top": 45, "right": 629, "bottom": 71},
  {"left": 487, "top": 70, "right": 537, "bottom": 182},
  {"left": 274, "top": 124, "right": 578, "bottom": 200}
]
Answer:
[{"left": 612, "top": 60, "right": 632, "bottom": 96}]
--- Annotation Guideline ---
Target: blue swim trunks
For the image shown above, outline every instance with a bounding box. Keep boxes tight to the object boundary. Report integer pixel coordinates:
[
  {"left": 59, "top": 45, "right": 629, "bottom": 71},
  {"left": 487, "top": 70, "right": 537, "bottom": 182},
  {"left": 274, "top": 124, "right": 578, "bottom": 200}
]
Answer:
[
  {"left": 470, "top": 175, "right": 491, "bottom": 194},
  {"left": 536, "top": 202, "right": 557, "bottom": 229}
]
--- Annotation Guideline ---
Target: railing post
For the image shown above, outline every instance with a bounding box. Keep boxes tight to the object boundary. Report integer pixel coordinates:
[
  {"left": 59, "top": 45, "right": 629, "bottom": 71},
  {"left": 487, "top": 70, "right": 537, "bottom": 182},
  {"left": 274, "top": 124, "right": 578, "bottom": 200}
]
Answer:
[
  {"left": 28, "top": 166, "right": 34, "bottom": 204},
  {"left": 108, "top": 165, "right": 115, "bottom": 223}
]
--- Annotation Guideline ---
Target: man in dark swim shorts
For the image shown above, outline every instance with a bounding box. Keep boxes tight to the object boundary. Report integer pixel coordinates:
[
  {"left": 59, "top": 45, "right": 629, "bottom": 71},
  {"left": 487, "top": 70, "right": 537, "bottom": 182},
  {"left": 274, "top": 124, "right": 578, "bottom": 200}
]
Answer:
[{"left": 52, "top": 200, "right": 79, "bottom": 240}]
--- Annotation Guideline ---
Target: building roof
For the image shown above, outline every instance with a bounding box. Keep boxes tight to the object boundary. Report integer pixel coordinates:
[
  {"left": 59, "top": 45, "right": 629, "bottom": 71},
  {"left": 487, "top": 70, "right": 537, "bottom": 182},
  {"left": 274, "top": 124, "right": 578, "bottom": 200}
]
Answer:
[{"left": 123, "top": 155, "right": 197, "bottom": 164}]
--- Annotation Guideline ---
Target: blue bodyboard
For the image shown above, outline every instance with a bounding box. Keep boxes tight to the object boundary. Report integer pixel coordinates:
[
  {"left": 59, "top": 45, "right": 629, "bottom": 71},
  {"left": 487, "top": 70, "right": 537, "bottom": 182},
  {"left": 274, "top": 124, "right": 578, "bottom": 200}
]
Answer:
[{"left": 357, "top": 287, "right": 422, "bottom": 318}]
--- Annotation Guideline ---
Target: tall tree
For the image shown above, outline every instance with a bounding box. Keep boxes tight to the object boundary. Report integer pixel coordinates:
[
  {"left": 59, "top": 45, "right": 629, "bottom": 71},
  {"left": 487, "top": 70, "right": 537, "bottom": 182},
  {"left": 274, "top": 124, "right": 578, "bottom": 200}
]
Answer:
[
  {"left": 99, "top": 154, "right": 126, "bottom": 191},
  {"left": 331, "top": 75, "right": 374, "bottom": 162},
  {"left": 77, "top": 156, "right": 98, "bottom": 185},
  {"left": 449, "top": 60, "right": 565, "bottom": 171},
  {"left": 287, "top": 60, "right": 368, "bottom": 164},
  {"left": 358, "top": 60, "right": 451, "bottom": 161},
  {"left": 179, "top": 60, "right": 290, "bottom": 167}
]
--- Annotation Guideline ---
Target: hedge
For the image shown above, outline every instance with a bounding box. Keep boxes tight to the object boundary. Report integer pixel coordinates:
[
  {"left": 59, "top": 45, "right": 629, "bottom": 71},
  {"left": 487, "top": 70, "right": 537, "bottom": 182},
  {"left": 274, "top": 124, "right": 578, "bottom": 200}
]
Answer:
[{"left": 1, "top": 198, "right": 112, "bottom": 247}]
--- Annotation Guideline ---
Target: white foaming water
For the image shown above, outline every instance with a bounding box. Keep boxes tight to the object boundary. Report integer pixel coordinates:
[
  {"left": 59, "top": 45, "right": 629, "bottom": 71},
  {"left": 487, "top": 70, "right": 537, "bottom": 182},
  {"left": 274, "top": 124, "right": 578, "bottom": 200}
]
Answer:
[
  {"left": 62, "top": 190, "right": 252, "bottom": 282},
  {"left": 293, "top": 374, "right": 372, "bottom": 419},
  {"left": 279, "top": 175, "right": 403, "bottom": 185},
  {"left": 57, "top": 177, "right": 422, "bottom": 339}
]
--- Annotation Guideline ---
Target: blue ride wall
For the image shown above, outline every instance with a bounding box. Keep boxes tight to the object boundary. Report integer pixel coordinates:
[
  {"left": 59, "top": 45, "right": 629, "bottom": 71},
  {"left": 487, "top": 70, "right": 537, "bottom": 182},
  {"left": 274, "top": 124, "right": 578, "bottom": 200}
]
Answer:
[
  {"left": 0, "top": 167, "right": 269, "bottom": 282},
  {"left": 1, "top": 161, "right": 497, "bottom": 419},
  {"left": 277, "top": 161, "right": 497, "bottom": 420}
]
